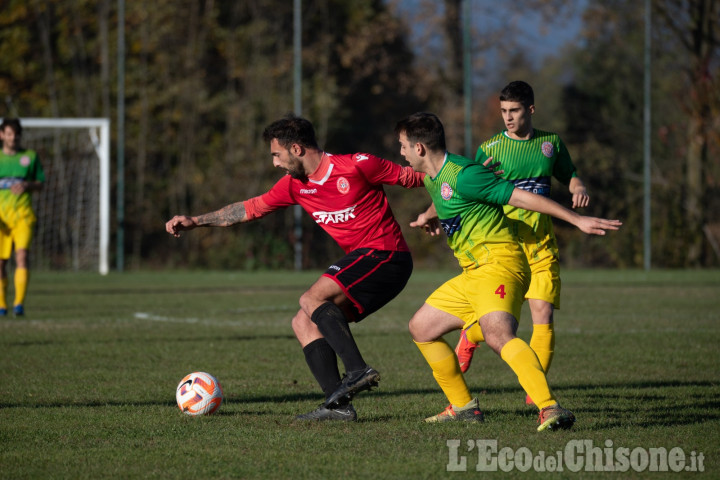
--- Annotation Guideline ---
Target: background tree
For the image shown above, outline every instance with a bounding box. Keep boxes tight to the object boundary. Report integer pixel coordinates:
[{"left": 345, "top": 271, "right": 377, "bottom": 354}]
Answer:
[
  {"left": 1, "top": 0, "right": 717, "bottom": 269},
  {"left": 655, "top": 0, "right": 720, "bottom": 266},
  {"left": 559, "top": 0, "right": 720, "bottom": 267}
]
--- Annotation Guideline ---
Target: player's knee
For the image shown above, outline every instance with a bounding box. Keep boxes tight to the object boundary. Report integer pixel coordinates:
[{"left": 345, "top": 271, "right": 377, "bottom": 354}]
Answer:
[
  {"left": 529, "top": 300, "right": 554, "bottom": 324},
  {"left": 298, "top": 291, "right": 315, "bottom": 318},
  {"left": 291, "top": 309, "right": 311, "bottom": 334},
  {"left": 290, "top": 310, "right": 301, "bottom": 332},
  {"left": 299, "top": 286, "right": 328, "bottom": 308},
  {"left": 408, "top": 315, "right": 429, "bottom": 342}
]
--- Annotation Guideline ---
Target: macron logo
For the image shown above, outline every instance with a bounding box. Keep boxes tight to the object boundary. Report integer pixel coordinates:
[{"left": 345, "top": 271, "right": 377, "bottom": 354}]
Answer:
[
  {"left": 299, "top": 188, "right": 317, "bottom": 194},
  {"left": 313, "top": 206, "right": 357, "bottom": 224},
  {"left": 355, "top": 154, "right": 369, "bottom": 162}
]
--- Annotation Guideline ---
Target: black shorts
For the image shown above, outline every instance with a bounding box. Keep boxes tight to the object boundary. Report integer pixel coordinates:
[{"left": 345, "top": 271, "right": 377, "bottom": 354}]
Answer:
[{"left": 323, "top": 248, "right": 413, "bottom": 322}]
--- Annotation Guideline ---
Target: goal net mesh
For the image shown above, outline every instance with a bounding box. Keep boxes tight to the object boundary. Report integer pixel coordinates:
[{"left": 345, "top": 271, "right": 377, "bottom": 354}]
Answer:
[{"left": 22, "top": 127, "right": 100, "bottom": 271}]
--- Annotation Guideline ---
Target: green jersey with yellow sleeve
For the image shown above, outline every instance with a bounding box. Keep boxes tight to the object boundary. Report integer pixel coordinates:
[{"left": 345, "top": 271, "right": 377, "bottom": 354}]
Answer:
[{"left": 423, "top": 152, "right": 524, "bottom": 271}]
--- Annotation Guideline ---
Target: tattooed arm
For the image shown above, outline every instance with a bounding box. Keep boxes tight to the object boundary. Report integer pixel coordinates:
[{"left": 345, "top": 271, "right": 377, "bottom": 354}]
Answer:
[{"left": 165, "top": 201, "right": 248, "bottom": 237}]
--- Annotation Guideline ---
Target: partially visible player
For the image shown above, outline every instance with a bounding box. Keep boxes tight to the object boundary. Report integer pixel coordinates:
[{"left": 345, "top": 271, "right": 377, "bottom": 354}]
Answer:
[
  {"left": 0, "top": 118, "right": 45, "bottom": 316},
  {"left": 454, "top": 81, "right": 589, "bottom": 406},
  {"left": 166, "top": 114, "right": 426, "bottom": 421},
  {"left": 399, "top": 112, "right": 620, "bottom": 430}
]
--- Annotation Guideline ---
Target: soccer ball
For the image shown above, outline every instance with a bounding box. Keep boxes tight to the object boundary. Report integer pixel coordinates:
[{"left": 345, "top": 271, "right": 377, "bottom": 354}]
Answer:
[{"left": 176, "top": 372, "right": 224, "bottom": 416}]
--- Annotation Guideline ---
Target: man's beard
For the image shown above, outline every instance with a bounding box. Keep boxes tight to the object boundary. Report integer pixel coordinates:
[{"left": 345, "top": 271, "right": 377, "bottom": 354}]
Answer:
[{"left": 287, "top": 154, "right": 307, "bottom": 181}]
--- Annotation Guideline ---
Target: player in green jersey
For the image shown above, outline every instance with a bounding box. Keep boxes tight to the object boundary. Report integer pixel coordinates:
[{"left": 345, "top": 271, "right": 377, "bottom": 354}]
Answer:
[
  {"left": 0, "top": 118, "right": 45, "bottom": 316},
  {"left": 454, "top": 81, "right": 589, "bottom": 406},
  {"left": 396, "top": 112, "right": 620, "bottom": 430}
]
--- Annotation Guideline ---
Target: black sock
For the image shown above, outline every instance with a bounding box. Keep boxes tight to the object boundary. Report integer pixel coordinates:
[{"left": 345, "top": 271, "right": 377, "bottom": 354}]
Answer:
[
  {"left": 302, "top": 338, "right": 341, "bottom": 400},
  {"left": 310, "top": 302, "right": 367, "bottom": 374}
]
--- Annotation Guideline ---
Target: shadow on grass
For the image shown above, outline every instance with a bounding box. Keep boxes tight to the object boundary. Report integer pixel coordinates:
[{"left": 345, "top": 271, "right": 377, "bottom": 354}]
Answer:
[{"left": 2, "top": 380, "right": 717, "bottom": 428}]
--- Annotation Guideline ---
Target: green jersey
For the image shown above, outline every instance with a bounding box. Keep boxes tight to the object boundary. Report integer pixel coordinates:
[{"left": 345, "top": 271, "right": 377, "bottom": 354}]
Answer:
[
  {"left": 424, "top": 152, "right": 521, "bottom": 270},
  {"left": 477, "top": 129, "right": 576, "bottom": 241},
  {"left": 0, "top": 148, "right": 45, "bottom": 218}
]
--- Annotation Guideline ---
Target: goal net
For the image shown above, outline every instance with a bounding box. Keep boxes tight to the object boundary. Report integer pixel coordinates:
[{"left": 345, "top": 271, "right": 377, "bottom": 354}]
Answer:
[{"left": 10, "top": 118, "right": 110, "bottom": 275}]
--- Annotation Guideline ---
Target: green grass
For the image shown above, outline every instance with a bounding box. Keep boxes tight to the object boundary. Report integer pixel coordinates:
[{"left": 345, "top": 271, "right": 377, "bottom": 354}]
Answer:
[{"left": 1, "top": 269, "right": 718, "bottom": 479}]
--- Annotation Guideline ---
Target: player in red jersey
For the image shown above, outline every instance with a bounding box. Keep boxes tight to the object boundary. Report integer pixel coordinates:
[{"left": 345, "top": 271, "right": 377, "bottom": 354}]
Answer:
[{"left": 166, "top": 114, "right": 425, "bottom": 421}]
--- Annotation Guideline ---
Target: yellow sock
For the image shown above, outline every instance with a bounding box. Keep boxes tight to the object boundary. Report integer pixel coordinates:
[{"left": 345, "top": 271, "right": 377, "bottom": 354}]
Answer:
[
  {"left": 0, "top": 277, "right": 7, "bottom": 309},
  {"left": 529, "top": 323, "right": 555, "bottom": 373},
  {"left": 415, "top": 339, "right": 472, "bottom": 407},
  {"left": 500, "top": 337, "right": 556, "bottom": 409},
  {"left": 14, "top": 267, "right": 28, "bottom": 306}
]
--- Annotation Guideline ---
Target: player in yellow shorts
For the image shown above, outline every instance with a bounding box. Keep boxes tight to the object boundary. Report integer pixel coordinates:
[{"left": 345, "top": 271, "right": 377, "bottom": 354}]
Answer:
[
  {"left": 396, "top": 112, "right": 619, "bottom": 431},
  {"left": 0, "top": 118, "right": 45, "bottom": 316},
  {"left": 454, "top": 81, "right": 590, "bottom": 406}
]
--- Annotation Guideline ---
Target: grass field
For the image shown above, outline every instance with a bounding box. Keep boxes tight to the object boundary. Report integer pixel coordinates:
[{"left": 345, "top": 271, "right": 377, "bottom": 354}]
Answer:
[{"left": 1, "top": 269, "right": 718, "bottom": 479}]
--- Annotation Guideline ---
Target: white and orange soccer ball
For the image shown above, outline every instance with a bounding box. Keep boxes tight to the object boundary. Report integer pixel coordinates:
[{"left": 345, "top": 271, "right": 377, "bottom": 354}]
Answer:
[{"left": 176, "top": 372, "right": 224, "bottom": 416}]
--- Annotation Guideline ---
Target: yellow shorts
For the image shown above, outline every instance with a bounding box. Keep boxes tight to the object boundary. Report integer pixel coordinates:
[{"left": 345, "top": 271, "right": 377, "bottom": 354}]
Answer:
[
  {"left": 513, "top": 218, "right": 561, "bottom": 308},
  {"left": 425, "top": 258, "right": 530, "bottom": 331},
  {"left": 0, "top": 220, "right": 34, "bottom": 259},
  {"left": 519, "top": 238, "right": 561, "bottom": 308}
]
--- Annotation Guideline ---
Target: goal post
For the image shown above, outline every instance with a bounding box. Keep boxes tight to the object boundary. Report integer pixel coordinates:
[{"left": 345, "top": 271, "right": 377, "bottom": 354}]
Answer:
[{"left": 6, "top": 118, "right": 111, "bottom": 275}]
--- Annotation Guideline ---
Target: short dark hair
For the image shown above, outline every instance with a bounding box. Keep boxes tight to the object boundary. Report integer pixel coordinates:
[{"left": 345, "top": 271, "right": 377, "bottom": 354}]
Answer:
[
  {"left": 0, "top": 118, "right": 22, "bottom": 135},
  {"left": 394, "top": 112, "right": 446, "bottom": 153},
  {"left": 500, "top": 81, "right": 534, "bottom": 108},
  {"left": 262, "top": 114, "right": 319, "bottom": 150}
]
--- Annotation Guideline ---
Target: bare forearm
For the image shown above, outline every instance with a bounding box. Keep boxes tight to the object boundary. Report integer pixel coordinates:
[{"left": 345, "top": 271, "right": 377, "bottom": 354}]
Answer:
[
  {"left": 508, "top": 188, "right": 621, "bottom": 235},
  {"left": 194, "top": 201, "right": 248, "bottom": 227},
  {"left": 569, "top": 176, "right": 585, "bottom": 194},
  {"left": 508, "top": 188, "right": 580, "bottom": 226}
]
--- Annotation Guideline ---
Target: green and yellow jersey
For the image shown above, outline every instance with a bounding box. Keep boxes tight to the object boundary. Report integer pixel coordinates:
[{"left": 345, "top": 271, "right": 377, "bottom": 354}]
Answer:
[
  {"left": 477, "top": 129, "right": 576, "bottom": 260},
  {"left": 0, "top": 148, "right": 45, "bottom": 226},
  {"left": 424, "top": 152, "right": 523, "bottom": 271}
]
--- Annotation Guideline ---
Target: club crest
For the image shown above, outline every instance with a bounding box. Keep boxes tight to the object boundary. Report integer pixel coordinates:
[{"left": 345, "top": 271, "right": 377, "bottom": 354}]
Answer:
[
  {"left": 541, "top": 142, "right": 554, "bottom": 158},
  {"left": 441, "top": 182, "right": 453, "bottom": 200},
  {"left": 337, "top": 177, "right": 350, "bottom": 194}
]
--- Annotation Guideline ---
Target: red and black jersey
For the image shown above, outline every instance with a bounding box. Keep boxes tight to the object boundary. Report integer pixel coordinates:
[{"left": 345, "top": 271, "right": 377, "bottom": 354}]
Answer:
[{"left": 244, "top": 152, "right": 425, "bottom": 253}]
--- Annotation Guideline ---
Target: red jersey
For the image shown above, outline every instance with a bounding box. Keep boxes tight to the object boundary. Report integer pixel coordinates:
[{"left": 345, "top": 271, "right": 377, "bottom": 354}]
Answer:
[{"left": 244, "top": 152, "right": 425, "bottom": 253}]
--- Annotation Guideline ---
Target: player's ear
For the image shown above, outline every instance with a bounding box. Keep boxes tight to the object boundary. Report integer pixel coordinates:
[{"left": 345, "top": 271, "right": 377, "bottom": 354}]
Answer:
[
  {"left": 415, "top": 142, "right": 426, "bottom": 156},
  {"left": 291, "top": 143, "right": 304, "bottom": 156},
  {"left": 528, "top": 105, "right": 535, "bottom": 115}
]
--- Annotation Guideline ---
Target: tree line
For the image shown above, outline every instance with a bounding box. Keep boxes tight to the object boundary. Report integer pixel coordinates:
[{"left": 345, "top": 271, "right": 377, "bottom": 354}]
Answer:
[{"left": 1, "top": 0, "right": 718, "bottom": 269}]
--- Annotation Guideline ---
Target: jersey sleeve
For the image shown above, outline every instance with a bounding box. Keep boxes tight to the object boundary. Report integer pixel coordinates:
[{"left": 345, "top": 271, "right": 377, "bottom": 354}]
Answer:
[
  {"left": 27, "top": 151, "right": 45, "bottom": 182},
  {"left": 552, "top": 137, "right": 577, "bottom": 185},
  {"left": 243, "top": 175, "right": 295, "bottom": 220},
  {"left": 456, "top": 162, "right": 515, "bottom": 205},
  {"left": 354, "top": 153, "right": 425, "bottom": 188}
]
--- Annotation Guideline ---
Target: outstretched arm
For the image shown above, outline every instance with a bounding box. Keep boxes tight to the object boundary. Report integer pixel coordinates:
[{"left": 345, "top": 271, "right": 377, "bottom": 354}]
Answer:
[
  {"left": 166, "top": 201, "right": 248, "bottom": 237},
  {"left": 508, "top": 188, "right": 621, "bottom": 235}
]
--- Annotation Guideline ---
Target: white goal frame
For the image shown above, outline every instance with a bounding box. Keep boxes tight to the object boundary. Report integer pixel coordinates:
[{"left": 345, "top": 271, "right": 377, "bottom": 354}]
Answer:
[{"left": 14, "top": 118, "right": 110, "bottom": 275}]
